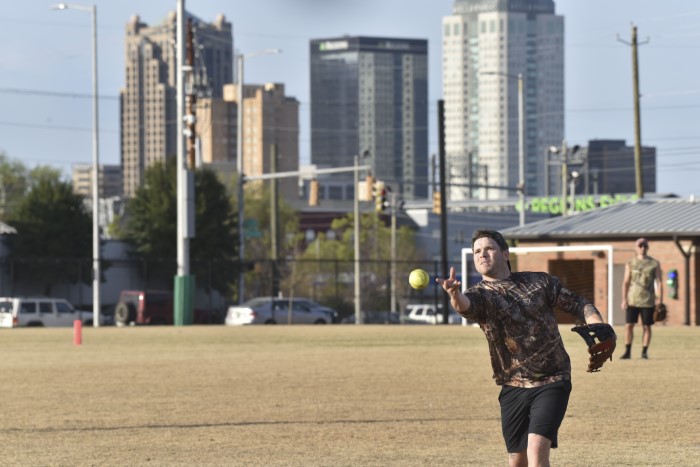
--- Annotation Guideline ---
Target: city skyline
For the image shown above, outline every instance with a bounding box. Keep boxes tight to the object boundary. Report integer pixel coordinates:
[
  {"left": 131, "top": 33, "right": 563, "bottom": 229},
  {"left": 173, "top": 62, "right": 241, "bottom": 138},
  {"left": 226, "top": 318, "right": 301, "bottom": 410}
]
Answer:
[
  {"left": 442, "top": 0, "right": 565, "bottom": 201},
  {"left": 1, "top": 0, "right": 699, "bottom": 197}
]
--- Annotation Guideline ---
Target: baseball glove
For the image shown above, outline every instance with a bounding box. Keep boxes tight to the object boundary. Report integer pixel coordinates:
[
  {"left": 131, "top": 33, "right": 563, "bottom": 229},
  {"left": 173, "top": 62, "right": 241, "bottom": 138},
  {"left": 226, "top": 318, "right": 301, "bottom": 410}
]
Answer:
[
  {"left": 653, "top": 303, "right": 667, "bottom": 322},
  {"left": 571, "top": 323, "right": 617, "bottom": 372}
]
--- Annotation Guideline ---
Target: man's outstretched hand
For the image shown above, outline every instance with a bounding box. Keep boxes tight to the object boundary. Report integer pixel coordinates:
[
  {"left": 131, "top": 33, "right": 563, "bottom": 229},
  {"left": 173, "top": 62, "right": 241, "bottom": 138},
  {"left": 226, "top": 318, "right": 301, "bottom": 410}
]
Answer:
[{"left": 436, "top": 266, "right": 461, "bottom": 294}]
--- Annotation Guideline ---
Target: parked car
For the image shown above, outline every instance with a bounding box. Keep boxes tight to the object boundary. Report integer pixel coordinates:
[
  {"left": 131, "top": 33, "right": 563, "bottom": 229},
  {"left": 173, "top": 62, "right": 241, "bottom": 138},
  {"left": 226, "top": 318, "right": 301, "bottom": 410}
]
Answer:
[
  {"left": 289, "top": 298, "right": 340, "bottom": 323},
  {"left": 405, "top": 304, "right": 464, "bottom": 325},
  {"left": 114, "top": 290, "right": 221, "bottom": 326},
  {"left": 341, "top": 310, "right": 400, "bottom": 324},
  {"left": 0, "top": 297, "right": 93, "bottom": 328},
  {"left": 114, "top": 290, "right": 172, "bottom": 326},
  {"left": 225, "top": 297, "right": 333, "bottom": 325}
]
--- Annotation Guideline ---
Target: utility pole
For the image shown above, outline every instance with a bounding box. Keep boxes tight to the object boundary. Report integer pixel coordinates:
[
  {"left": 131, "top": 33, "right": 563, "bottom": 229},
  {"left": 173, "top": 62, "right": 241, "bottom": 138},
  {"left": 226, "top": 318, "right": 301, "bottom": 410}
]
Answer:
[
  {"left": 270, "top": 144, "right": 280, "bottom": 297},
  {"left": 185, "top": 18, "right": 196, "bottom": 170},
  {"left": 618, "top": 24, "right": 649, "bottom": 199},
  {"left": 438, "top": 100, "right": 449, "bottom": 324},
  {"left": 174, "top": 0, "right": 195, "bottom": 325},
  {"left": 390, "top": 191, "right": 397, "bottom": 317},
  {"left": 517, "top": 73, "right": 525, "bottom": 226},
  {"left": 560, "top": 140, "right": 568, "bottom": 216}
]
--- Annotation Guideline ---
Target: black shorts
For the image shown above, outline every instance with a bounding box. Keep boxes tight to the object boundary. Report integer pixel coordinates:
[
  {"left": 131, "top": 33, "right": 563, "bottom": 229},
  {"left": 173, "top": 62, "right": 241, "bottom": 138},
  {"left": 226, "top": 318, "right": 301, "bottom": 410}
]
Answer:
[
  {"left": 499, "top": 380, "right": 572, "bottom": 453},
  {"left": 626, "top": 307, "right": 655, "bottom": 325}
]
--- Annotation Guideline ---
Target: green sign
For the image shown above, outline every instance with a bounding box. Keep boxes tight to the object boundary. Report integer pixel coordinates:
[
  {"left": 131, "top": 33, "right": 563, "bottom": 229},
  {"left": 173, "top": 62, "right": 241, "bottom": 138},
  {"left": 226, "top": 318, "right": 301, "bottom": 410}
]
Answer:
[
  {"left": 243, "top": 219, "right": 262, "bottom": 239},
  {"left": 517, "top": 194, "right": 637, "bottom": 215}
]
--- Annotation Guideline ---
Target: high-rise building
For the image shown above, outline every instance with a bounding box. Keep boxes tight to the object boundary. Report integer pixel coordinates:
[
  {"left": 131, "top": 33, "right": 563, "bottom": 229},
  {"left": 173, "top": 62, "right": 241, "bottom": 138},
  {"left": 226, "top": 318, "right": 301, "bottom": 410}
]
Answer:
[
  {"left": 120, "top": 12, "right": 233, "bottom": 197},
  {"left": 442, "top": 0, "right": 564, "bottom": 201},
  {"left": 310, "top": 36, "right": 429, "bottom": 201},
  {"left": 72, "top": 164, "right": 123, "bottom": 198},
  {"left": 210, "top": 83, "right": 299, "bottom": 200},
  {"left": 584, "top": 140, "right": 656, "bottom": 195},
  {"left": 195, "top": 97, "right": 236, "bottom": 165}
]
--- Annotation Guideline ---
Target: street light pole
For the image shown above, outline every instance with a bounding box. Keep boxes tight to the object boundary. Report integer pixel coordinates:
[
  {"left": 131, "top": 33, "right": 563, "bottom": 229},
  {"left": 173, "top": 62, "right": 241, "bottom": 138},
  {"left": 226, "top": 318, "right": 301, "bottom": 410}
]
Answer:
[
  {"left": 236, "top": 54, "right": 245, "bottom": 304},
  {"left": 52, "top": 2, "right": 100, "bottom": 327},
  {"left": 517, "top": 73, "right": 525, "bottom": 226},
  {"left": 561, "top": 140, "right": 569, "bottom": 216},
  {"left": 353, "top": 151, "right": 370, "bottom": 325},
  {"left": 545, "top": 145, "right": 561, "bottom": 198},
  {"left": 236, "top": 48, "right": 280, "bottom": 304},
  {"left": 482, "top": 71, "right": 525, "bottom": 226},
  {"left": 390, "top": 191, "right": 397, "bottom": 316},
  {"left": 353, "top": 155, "right": 361, "bottom": 324},
  {"left": 570, "top": 170, "right": 580, "bottom": 211}
]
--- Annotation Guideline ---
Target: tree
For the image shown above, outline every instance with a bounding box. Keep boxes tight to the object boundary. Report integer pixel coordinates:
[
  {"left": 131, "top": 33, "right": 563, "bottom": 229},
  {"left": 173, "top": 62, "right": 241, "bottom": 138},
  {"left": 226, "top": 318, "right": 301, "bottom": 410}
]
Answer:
[
  {"left": 6, "top": 169, "right": 92, "bottom": 294},
  {"left": 238, "top": 181, "right": 301, "bottom": 298},
  {"left": 0, "top": 151, "right": 29, "bottom": 221},
  {"left": 287, "top": 211, "right": 422, "bottom": 316},
  {"left": 121, "top": 159, "right": 238, "bottom": 294}
]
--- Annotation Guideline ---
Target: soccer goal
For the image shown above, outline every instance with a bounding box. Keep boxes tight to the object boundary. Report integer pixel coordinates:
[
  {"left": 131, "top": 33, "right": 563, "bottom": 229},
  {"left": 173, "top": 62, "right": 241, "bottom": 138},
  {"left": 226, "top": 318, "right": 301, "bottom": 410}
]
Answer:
[{"left": 461, "top": 245, "right": 615, "bottom": 324}]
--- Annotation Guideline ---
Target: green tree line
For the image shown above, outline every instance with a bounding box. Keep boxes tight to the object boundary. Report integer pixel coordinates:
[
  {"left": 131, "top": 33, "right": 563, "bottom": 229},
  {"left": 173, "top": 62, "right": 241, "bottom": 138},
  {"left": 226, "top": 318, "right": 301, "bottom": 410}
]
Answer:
[{"left": 0, "top": 151, "right": 422, "bottom": 310}]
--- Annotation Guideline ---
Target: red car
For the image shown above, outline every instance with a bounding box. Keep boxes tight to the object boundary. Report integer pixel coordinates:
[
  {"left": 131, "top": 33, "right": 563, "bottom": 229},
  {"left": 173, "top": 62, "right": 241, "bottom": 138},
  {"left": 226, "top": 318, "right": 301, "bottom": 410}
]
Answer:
[{"left": 114, "top": 290, "right": 219, "bottom": 325}]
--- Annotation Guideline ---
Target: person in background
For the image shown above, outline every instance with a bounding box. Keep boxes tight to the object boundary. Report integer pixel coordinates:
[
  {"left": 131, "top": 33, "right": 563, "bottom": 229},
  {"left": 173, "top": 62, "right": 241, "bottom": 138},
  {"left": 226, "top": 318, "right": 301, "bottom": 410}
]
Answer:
[{"left": 620, "top": 237, "right": 663, "bottom": 359}]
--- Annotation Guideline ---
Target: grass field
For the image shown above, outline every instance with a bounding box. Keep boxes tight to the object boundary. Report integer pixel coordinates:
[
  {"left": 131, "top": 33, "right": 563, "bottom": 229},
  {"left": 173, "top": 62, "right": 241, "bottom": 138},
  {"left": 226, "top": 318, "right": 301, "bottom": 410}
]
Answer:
[{"left": 1, "top": 324, "right": 699, "bottom": 466}]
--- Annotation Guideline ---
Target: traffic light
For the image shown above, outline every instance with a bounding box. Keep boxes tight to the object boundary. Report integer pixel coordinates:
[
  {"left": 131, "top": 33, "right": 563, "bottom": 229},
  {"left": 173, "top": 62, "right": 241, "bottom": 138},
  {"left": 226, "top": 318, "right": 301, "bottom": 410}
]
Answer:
[
  {"left": 309, "top": 179, "right": 319, "bottom": 206},
  {"left": 365, "top": 175, "right": 375, "bottom": 201},
  {"left": 373, "top": 180, "right": 387, "bottom": 212},
  {"left": 432, "top": 191, "right": 441, "bottom": 214},
  {"left": 666, "top": 269, "right": 678, "bottom": 299}
]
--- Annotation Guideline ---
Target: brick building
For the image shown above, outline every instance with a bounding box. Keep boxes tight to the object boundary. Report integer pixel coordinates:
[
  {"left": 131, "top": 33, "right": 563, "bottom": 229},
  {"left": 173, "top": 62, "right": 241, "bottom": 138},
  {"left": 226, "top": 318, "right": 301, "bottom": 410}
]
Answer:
[{"left": 499, "top": 197, "right": 700, "bottom": 326}]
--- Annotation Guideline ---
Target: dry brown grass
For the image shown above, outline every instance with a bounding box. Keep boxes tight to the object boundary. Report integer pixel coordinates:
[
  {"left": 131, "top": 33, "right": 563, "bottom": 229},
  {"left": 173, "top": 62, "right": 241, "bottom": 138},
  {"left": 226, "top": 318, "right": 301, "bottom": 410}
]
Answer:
[{"left": 0, "top": 325, "right": 698, "bottom": 466}]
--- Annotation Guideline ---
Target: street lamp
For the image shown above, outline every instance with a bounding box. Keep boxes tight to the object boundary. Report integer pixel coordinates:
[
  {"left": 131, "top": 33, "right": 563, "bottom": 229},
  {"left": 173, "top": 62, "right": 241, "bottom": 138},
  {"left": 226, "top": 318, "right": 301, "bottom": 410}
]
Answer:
[
  {"left": 569, "top": 170, "right": 580, "bottom": 214},
  {"left": 353, "top": 150, "right": 370, "bottom": 325},
  {"left": 545, "top": 145, "right": 559, "bottom": 197},
  {"left": 481, "top": 72, "right": 525, "bottom": 226},
  {"left": 236, "top": 49, "right": 281, "bottom": 304},
  {"left": 52, "top": 2, "right": 101, "bottom": 327}
]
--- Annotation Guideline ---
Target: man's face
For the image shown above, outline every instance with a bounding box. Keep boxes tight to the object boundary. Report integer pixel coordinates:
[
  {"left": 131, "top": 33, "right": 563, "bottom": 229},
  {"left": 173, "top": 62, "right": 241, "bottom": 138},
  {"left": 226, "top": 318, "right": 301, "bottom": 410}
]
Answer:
[{"left": 473, "top": 236, "right": 510, "bottom": 279}]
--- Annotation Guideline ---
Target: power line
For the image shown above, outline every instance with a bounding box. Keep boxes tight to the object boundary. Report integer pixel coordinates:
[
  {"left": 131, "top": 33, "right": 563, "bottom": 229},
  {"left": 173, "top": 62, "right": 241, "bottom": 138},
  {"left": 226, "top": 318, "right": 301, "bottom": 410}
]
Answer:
[{"left": 0, "top": 87, "right": 119, "bottom": 101}]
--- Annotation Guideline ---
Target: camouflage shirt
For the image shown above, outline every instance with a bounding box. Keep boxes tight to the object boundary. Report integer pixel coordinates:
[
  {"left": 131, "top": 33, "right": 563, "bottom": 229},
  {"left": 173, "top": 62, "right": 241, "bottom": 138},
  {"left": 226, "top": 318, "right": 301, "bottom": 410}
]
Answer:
[
  {"left": 462, "top": 272, "right": 592, "bottom": 388},
  {"left": 627, "top": 257, "right": 659, "bottom": 308}
]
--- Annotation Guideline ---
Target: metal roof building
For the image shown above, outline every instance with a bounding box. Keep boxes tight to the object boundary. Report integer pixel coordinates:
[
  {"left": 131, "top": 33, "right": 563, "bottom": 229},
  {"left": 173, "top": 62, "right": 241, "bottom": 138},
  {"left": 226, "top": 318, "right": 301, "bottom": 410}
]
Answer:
[
  {"left": 496, "top": 197, "right": 699, "bottom": 326},
  {"left": 500, "top": 197, "right": 700, "bottom": 240}
]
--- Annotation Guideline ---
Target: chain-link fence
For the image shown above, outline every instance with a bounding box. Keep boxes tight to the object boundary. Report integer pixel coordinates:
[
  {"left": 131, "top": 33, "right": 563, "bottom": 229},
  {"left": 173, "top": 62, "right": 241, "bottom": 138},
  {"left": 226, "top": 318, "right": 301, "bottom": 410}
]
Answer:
[{"left": 0, "top": 257, "right": 452, "bottom": 323}]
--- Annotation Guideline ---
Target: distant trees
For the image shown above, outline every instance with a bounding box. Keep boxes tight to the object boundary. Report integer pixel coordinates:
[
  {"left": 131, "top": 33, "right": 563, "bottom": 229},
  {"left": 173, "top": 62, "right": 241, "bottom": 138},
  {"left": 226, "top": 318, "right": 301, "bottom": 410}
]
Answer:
[
  {"left": 0, "top": 151, "right": 425, "bottom": 308},
  {"left": 282, "top": 212, "right": 421, "bottom": 315},
  {"left": 238, "top": 181, "right": 301, "bottom": 299},
  {"left": 119, "top": 158, "right": 238, "bottom": 294},
  {"left": 0, "top": 151, "right": 30, "bottom": 221},
  {"left": 5, "top": 166, "right": 92, "bottom": 294}
]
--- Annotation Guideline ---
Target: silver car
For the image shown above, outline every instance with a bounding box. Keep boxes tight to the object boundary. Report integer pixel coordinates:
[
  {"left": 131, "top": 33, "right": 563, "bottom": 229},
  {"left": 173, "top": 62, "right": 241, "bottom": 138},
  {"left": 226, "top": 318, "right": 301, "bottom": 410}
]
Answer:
[
  {"left": 290, "top": 298, "right": 339, "bottom": 323},
  {"left": 225, "top": 297, "right": 333, "bottom": 325}
]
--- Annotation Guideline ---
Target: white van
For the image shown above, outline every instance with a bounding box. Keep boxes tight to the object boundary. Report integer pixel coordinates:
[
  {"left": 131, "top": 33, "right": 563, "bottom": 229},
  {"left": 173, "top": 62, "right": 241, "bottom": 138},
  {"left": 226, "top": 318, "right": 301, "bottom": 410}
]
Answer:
[
  {"left": 0, "top": 297, "right": 93, "bottom": 328},
  {"left": 405, "top": 304, "right": 465, "bottom": 325}
]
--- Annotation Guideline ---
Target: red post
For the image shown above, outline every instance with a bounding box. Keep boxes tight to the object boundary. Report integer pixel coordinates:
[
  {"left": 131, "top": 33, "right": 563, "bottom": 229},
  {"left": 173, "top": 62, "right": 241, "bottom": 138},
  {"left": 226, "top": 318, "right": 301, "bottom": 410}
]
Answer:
[{"left": 73, "top": 320, "right": 82, "bottom": 346}]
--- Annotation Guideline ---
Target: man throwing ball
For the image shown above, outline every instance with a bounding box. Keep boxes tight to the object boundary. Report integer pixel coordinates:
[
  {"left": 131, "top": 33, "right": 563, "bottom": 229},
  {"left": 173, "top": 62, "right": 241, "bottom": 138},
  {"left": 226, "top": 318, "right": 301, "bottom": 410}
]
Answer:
[{"left": 437, "top": 229, "right": 614, "bottom": 467}]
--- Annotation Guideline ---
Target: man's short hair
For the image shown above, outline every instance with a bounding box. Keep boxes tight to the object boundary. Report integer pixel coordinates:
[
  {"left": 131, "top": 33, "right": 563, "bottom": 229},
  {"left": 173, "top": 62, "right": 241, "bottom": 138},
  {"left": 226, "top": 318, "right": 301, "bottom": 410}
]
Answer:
[
  {"left": 471, "top": 229, "right": 511, "bottom": 271},
  {"left": 471, "top": 229, "right": 509, "bottom": 251}
]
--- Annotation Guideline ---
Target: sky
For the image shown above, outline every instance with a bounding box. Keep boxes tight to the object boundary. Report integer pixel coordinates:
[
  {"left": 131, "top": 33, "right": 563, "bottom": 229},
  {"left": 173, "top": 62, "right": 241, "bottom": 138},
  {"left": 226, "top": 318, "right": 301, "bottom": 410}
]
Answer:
[{"left": 1, "top": 0, "right": 699, "bottom": 196}]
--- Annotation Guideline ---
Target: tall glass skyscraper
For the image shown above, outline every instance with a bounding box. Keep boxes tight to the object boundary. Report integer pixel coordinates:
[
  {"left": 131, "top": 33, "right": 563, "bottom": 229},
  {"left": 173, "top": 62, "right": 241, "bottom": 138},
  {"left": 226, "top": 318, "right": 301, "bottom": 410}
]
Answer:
[
  {"left": 442, "top": 0, "right": 564, "bottom": 201},
  {"left": 310, "top": 36, "right": 428, "bottom": 201}
]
